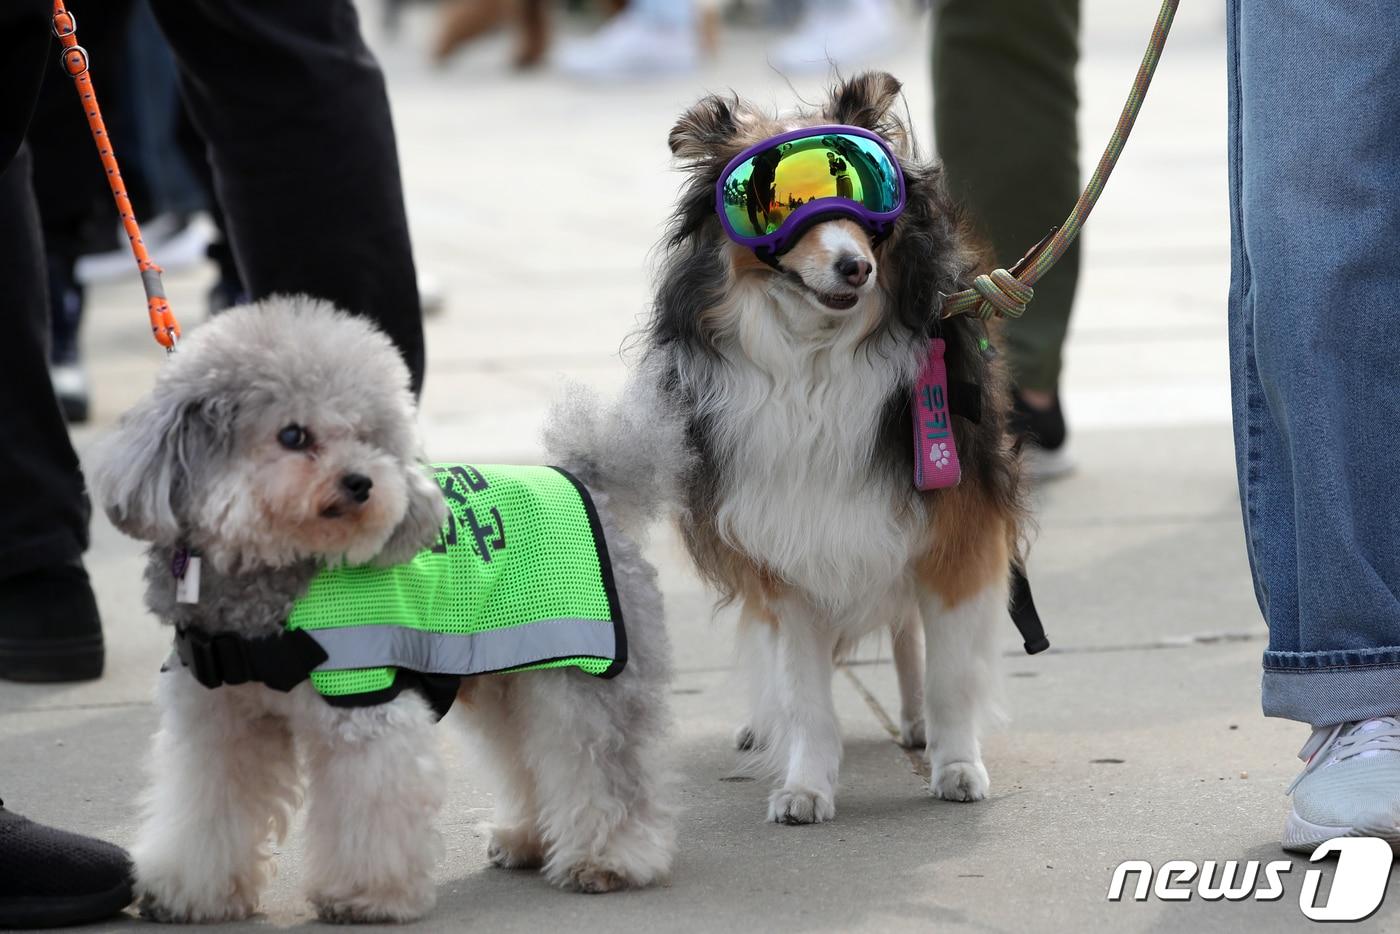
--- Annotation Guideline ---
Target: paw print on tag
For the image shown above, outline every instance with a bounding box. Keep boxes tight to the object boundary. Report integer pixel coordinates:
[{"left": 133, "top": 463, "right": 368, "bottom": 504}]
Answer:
[{"left": 929, "top": 442, "right": 951, "bottom": 469}]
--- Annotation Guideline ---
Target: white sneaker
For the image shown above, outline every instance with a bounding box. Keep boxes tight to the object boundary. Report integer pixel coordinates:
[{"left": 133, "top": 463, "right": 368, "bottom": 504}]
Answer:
[
  {"left": 771, "top": 0, "right": 895, "bottom": 74},
  {"left": 554, "top": 10, "right": 698, "bottom": 80},
  {"left": 1283, "top": 717, "right": 1400, "bottom": 852},
  {"left": 75, "top": 212, "right": 213, "bottom": 286},
  {"left": 1023, "top": 441, "right": 1076, "bottom": 482}
]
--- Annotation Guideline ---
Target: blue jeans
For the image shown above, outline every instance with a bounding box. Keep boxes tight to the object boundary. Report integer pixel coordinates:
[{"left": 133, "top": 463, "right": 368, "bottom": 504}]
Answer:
[{"left": 1227, "top": 0, "right": 1400, "bottom": 726}]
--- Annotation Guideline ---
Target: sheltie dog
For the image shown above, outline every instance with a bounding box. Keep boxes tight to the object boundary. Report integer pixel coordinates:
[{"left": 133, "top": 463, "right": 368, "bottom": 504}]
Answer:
[{"left": 632, "top": 72, "right": 1025, "bottom": 823}]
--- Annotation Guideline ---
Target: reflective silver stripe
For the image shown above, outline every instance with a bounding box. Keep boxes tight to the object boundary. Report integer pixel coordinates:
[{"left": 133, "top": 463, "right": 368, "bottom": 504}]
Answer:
[{"left": 303, "top": 618, "right": 617, "bottom": 676}]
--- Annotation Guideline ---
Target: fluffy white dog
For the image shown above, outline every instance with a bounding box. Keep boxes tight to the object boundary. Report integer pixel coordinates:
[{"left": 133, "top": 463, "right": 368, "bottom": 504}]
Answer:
[{"left": 89, "top": 297, "right": 677, "bottom": 923}]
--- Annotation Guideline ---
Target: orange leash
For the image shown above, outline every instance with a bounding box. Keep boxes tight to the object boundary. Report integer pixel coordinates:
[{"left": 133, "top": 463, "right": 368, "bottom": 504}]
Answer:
[{"left": 50, "top": 0, "right": 180, "bottom": 351}]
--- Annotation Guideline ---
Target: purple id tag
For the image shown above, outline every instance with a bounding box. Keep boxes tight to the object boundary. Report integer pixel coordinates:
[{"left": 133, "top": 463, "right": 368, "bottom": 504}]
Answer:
[{"left": 913, "top": 338, "right": 961, "bottom": 490}]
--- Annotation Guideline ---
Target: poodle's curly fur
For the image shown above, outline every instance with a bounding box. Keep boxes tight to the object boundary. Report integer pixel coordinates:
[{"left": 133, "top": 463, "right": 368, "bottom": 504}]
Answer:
[{"left": 89, "top": 296, "right": 675, "bottom": 923}]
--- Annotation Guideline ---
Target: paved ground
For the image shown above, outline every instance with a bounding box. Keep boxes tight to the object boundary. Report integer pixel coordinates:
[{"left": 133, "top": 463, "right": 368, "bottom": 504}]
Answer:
[{"left": 6, "top": 0, "right": 1396, "bottom": 930}]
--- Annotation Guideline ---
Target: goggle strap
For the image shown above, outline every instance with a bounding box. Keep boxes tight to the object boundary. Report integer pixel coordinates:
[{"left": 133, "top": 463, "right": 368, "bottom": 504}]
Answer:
[{"left": 754, "top": 248, "right": 784, "bottom": 270}]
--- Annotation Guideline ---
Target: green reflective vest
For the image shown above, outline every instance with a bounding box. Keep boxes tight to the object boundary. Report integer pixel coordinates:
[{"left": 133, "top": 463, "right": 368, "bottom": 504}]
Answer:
[{"left": 286, "top": 464, "right": 626, "bottom": 703}]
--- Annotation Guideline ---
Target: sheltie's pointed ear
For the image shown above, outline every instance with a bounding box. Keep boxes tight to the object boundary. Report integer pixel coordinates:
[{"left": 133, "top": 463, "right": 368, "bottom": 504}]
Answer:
[
  {"left": 669, "top": 93, "right": 742, "bottom": 161},
  {"left": 826, "top": 71, "right": 904, "bottom": 132}
]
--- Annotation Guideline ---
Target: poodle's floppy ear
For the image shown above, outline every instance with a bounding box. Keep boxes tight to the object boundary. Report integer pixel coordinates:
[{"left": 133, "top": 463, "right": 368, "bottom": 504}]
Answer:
[
  {"left": 826, "top": 71, "right": 905, "bottom": 136},
  {"left": 87, "top": 387, "right": 235, "bottom": 543},
  {"left": 669, "top": 93, "right": 743, "bottom": 161},
  {"left": 371, "top": 464, "right": 448, "bottom": 567}
]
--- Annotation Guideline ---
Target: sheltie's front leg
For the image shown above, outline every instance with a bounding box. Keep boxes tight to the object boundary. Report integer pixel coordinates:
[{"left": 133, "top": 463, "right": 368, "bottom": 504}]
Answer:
[
  {"left": 755, "top": 597, "right": 842, "bottom": 824},
  {"left": 917, "top": 578, "right": 1006, "bottom": 802}
]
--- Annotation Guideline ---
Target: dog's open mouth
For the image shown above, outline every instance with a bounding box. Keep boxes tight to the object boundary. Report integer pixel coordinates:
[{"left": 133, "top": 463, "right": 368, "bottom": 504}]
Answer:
[
  {"left": 785, "top": 271, "right": 860, "bottom": 311},
  {"left": 813, "top": 289, "right": 859, "bottom": 311},
  {"left": 319, "top": 504, "right": 346, "bottom": 519}
]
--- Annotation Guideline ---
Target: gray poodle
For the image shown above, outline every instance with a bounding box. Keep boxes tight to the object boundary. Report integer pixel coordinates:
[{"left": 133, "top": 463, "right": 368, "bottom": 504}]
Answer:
[{"left": 88, "top": 296, "right": 677, "bottom": 923}]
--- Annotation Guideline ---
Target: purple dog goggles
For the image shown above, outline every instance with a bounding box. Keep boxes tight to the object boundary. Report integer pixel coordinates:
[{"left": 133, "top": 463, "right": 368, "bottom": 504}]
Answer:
[{"left": 714, "top": 125, "right": 905, "bottom": 263}]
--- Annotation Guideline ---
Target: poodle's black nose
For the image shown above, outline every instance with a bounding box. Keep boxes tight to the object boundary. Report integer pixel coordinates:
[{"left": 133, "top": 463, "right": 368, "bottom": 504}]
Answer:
[
  {"left": 341, "top": 473, "right": 373, "bottom": 503},
  {"left": 836, "top": 255, "right": 872, "bottom": 287}
]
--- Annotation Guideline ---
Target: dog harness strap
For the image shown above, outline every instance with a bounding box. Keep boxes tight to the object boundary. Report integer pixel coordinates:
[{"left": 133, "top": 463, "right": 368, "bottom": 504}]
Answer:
[
  {"left": 1009, "top": 566, "right": 1050, "bottom": 655},
  {"left": 172, "top": 627, "right": 328, "bottom": 692},
  {"left": 947, "top": 381, "right": 981, "bottom": 425}
]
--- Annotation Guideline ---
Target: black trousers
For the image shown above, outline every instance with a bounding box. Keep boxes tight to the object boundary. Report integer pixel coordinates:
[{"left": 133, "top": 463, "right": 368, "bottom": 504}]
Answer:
[{"left": 0, "top": 0, "right": 423, "bottom": 580}]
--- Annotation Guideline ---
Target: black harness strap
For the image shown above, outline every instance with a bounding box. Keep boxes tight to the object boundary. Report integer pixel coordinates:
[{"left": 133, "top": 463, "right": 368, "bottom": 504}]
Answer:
[
  {"left": 172, "top": 627, "right": 328, "bottom": 692},
  {"left": 1009, "top": 566, "right": 1050, "bottom": 655},
  {"left": 948, "top": 380, "right": 982, "bottom": 424},
  {"left": 168, "top": 627, "right": 460, "bottom": 719}
]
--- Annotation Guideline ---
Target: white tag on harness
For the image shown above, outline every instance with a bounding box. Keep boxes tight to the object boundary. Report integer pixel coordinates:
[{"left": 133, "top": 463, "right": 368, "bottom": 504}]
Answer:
[{"left": 176, "top": 555, "right": 201, "bottom": 604}]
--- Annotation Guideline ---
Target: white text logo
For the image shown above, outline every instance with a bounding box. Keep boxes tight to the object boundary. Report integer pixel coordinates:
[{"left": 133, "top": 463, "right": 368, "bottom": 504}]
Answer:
[{"left": 1107, "top": 837, "right": 1391, "bottom": 922}]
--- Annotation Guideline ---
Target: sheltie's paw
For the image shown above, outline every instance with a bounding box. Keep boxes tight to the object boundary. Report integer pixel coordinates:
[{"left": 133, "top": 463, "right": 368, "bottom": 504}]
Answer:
[
  {"left": 931, "top": 760, "right": 989, "bottom": 802},
  {"left": 899, "top": 715, "right": 927, "bottom": 749},
  {"left": 768, "top": 786, "right": 835, "bottom": 825}
]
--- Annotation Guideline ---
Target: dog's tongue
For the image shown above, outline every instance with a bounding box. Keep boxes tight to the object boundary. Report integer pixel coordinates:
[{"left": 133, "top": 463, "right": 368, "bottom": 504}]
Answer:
[{"left": 913, "top": 338, "right": 962, "bottom": 490}]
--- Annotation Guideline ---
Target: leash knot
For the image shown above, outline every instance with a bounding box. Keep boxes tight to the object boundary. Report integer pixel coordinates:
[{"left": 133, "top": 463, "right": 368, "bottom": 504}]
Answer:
[{"left": 971, "top": 269, "right": 1033, "bottom": 320}]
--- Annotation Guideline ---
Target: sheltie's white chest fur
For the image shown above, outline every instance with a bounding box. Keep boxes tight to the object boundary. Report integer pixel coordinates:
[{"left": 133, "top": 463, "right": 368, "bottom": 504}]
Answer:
[{"left": 697, "top": 285, "right": 927, "bottom": 614}]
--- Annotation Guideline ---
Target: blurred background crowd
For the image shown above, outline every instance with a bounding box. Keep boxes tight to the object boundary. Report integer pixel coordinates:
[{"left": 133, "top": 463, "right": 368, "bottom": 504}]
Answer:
[{"left": 36, "top": 0, "right": 1120, "bottom": 472}]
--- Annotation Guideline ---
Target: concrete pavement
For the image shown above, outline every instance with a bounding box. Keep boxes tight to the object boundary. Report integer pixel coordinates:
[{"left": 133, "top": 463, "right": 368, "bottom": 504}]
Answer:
[{"left": 5, "top": 0, "right": 1394, "bottom": 930}]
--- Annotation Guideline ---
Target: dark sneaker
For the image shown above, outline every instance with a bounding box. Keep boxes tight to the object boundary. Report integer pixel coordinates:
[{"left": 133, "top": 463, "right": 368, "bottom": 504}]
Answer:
[
  {"left": 0, "top": 564, "right": 104, "bottom": 683},
  {"left": 47, "top": 257, "right": 90, "bottom": 426},
  {"left": 1010, "top": 389, "right": 1074, "bottom": 481},
  {"left": 0, "top": 801, "right": 133, "bottom": 928}
]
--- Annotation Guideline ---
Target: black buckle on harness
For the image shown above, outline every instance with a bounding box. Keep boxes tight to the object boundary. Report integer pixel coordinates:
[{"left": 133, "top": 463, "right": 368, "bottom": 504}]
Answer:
[{"left": 173, "top": 627, "right": 329, "bottom": 693}]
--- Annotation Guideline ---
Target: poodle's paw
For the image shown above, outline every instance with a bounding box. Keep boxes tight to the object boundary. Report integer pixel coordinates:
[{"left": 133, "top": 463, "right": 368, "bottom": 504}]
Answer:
[
  {"left": 136, "top": 880, "right": 258, "bottom": 925},
  {"left": 565, "top": 863, "right": 630, "bottom": 894},
  {"left": 767, "top": 786, "right": 835, "bottom": 825},
  {"left": 487, "top": 823, "right": 545, "bottom": 870},
  {"left": 734, "top": 724, "right": 756, "bottom": 751},
  {"left": 134, "top": 853, "right": 267, "bottom": 925},
  {"left": 310, "top": 883, "right": 436, "bottom": 925},
  {"left": 931, "top": 760, "right": 989, "bottom": 802},
  {"left": 899, "top": 714, "right": 927, "bottom": 749}
]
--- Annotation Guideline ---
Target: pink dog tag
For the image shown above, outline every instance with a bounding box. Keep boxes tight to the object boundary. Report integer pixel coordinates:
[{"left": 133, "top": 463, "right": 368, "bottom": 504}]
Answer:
[{"left": 913, "top": 338, "right": 961, "bottom": 490}]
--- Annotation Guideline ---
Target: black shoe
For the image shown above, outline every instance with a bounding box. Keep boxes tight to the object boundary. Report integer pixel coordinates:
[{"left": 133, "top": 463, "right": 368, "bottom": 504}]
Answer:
[
  {"left": 0, "top": 565, "right": 104, "bottom": 683},
  {"left": 0, "top": 800, "right": 133, "bottom": 929},
  {"left": 47, "top": 256, "right": 90, "bottom": 425},
  {"left": 1010, "top": 389, "right": 1074, "bottom": 481}
]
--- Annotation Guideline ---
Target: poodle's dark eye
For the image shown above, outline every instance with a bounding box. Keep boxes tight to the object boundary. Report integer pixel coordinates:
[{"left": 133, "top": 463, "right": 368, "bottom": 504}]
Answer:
[{"left": 277, "top": 424, "right": 312, "bottom": 451}]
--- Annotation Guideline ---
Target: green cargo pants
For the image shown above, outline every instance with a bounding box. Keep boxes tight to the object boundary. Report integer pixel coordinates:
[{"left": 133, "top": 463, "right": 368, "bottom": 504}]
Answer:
[{"left": 932, "top": 0, "right": 1081, "bottom": 393}]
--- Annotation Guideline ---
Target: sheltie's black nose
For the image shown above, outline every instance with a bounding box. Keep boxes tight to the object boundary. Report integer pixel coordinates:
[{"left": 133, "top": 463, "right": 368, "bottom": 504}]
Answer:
[
  {"left": 836, "top": 255, "right": 872, "bottom": 287},
  {"left": 341, "top": 473, "right": 373, "bottom": 503}
]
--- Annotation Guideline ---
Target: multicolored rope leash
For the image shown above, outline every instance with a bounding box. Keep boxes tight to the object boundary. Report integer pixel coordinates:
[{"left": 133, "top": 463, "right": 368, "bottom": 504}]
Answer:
[
  {"left": 939, "top": 0, "right": 1179, "bottom": 321},
  {"left": 50, "top": 0, "right": 180, "bottom": 351}
]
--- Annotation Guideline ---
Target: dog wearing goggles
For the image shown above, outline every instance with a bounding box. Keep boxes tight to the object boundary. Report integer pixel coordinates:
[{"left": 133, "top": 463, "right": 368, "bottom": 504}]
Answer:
[{"left": 623, "top": 72, "right": 1025, "bottom": 824}]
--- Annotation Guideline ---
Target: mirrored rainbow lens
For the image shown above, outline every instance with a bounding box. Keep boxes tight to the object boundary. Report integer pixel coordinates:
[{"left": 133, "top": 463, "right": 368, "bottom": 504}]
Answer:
[{"left": 719, "top": 133, "right": 900, "bottom": 240}]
